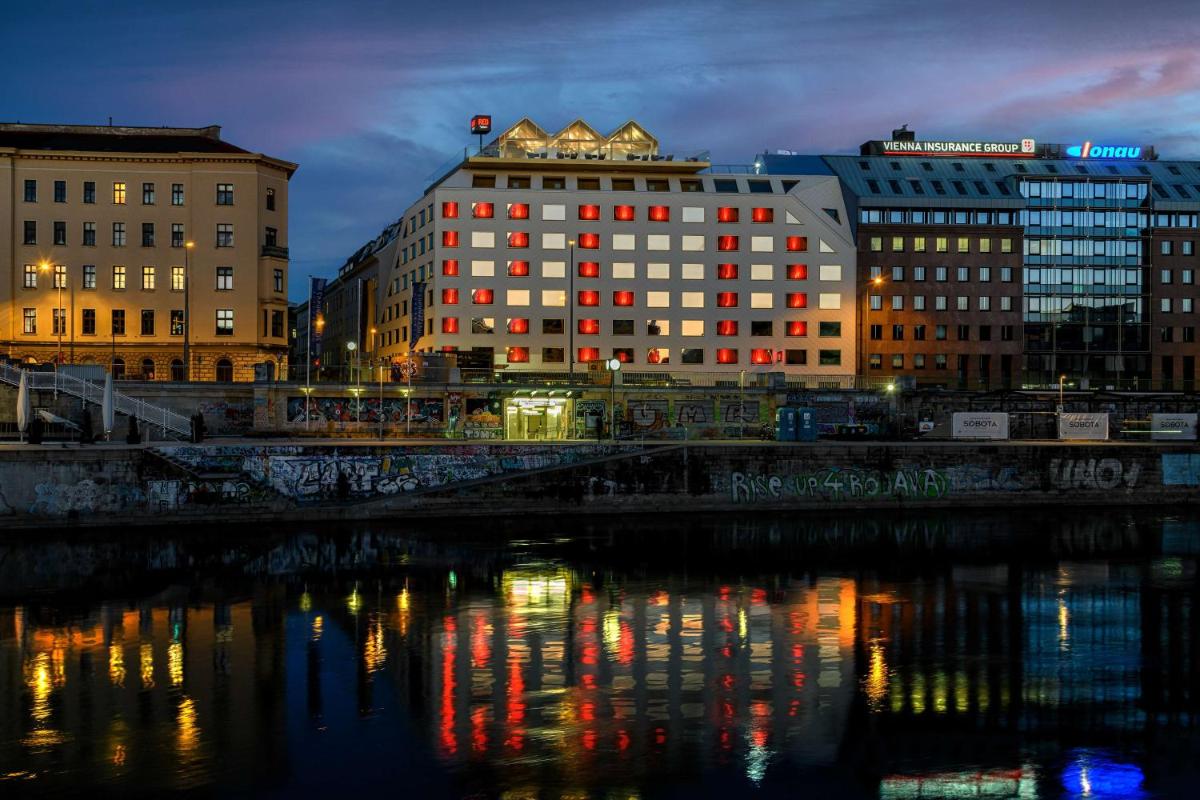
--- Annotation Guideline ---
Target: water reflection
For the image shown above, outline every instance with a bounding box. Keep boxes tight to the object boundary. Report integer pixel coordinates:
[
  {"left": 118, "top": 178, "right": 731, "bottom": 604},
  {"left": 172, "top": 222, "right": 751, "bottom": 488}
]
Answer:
[{"left": 0, "top": 510, "right": 1198, "bottom": 797}]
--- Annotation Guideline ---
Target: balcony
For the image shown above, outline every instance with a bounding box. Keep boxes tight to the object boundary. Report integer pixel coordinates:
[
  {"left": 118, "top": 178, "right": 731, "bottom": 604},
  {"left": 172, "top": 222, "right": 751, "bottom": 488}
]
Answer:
[{"left": 261, "top": 244, "right": 289, "bottom": 259}]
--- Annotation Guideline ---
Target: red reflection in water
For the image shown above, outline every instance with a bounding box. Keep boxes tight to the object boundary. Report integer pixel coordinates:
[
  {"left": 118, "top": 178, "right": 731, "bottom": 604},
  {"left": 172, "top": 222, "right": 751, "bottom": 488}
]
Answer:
[
  {"left": 717, "top": 586, "right": 732, "bottom": 601},
  {"left": 440, "top": 615, "right": 458, "bottom": 755},
  {"left": 583, "top": 729, "right": 597, "bottom": 750},
  {"left": 471, "top": 614, "right": 490, "bottom": 669},
  {"left": 471, "top": 705, "right": 488, "bottom": 753},
  {"left": 719, "top": 727, "right": 733, "bottom": 750},
  {"left": 618, "top": 622, "right": 634, "bottom": 665},
  {"left": 581, "top": 587, "right": 595, "bottom": 605},
  {"left": 719, "top": 617, "right": 733, "bottom": 633},
  {"left": 582, "top": 643, "right": 598, "bottom": 666},
  {"left": 581, "top": 674, "right": 597, "bottom": 690},
  {"left": 751, "top": 588, "right": 767, "bottom": 605},
  {"left": 720, "top": 644, "right": 733, "bottom": 659},
  {"left": 580, "top": 701, "right": 595, "bottom": 722},
  {"left": 617, "top": 729, "right": 630, "bottom": 752}
]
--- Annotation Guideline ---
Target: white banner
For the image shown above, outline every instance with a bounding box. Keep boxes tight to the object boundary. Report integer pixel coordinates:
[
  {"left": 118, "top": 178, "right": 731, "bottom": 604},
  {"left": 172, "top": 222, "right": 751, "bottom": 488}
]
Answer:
[
  {"left": 952, "top": 412, "right": 1009, "bottom": 440},
  {"left": 1058, "top": 413, "right": 1109, "bottom": 440},
  {"left": 1151, "top": 413, "right": 1198, "bottom": 441}
]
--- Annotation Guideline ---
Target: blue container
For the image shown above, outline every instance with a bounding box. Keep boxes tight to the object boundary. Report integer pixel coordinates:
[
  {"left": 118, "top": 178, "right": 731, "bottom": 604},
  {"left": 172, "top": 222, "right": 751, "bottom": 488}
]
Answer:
[
  {"left": 775, "top": 407, "right": 798, "bottom": 442},
  {"left": 796, "top": 408, "right": 818, "bottom": 442}
]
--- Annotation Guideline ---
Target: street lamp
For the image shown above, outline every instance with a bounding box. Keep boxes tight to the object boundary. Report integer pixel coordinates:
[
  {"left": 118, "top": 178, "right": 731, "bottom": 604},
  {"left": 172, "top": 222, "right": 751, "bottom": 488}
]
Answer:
[
  {"left": 568, "top": 239, "right": 576, "bottom": 383},
  {"left": 300, "top": 385, "right": 314, "bottom": 431},
  {"left": 183, "top": 241, "right": 195, "bottom": 380},
  {"left": 1059, "top": 373, "right": 1067, "bottom": 413},
  {"left": 607, "top": 357, "right": 621, "bottom": 441},
  {"left": 857, "top": 273, "right": 885, "bottom": 388},
  {"left": 346, "top": 341, "right": 359, "bottom": 421},
  {"left": 40, "top": 261, "right": 64, "bottom": 370}
]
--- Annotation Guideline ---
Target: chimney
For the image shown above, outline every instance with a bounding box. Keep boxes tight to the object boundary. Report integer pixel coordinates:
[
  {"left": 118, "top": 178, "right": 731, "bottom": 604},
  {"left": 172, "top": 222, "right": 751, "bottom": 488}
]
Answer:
[{"left": 891, "top": 125, "right": 914, "bottom": 142}]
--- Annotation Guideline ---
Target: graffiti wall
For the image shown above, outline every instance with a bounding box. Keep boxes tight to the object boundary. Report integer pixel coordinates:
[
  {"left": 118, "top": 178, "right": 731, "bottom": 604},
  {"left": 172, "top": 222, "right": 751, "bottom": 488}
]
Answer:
[
  {"left": 199, "top": 400, "right": 255, "bottom": 434},
  {"left": 286, "top": 396, "right": 446, "bottom": 427}
]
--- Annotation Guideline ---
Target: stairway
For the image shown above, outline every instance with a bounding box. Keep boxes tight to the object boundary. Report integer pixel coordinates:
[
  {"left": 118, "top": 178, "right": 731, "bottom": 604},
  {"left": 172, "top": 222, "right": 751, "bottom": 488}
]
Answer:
[{"left": 0, "top": 363, "right": 191, "bottom": 438}]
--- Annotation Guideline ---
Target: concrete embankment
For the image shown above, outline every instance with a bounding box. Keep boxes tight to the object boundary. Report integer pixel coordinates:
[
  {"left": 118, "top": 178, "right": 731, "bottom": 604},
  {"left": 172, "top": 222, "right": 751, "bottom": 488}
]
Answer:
[{"left": 0, "top": 441, "right": 1198, "bottom": 529}]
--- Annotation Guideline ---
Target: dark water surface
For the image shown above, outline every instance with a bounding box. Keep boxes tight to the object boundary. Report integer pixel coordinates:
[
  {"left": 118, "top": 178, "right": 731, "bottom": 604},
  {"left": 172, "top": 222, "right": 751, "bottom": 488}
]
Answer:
[{"left": 2, "top": 510, "right": 1199, "bottom": 798}]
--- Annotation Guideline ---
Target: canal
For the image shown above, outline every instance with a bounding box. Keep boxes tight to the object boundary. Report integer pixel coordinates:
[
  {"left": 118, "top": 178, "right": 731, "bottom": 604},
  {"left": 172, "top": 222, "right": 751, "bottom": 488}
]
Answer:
[{"left": 1, "top": 510, "right": 1198, "bottom": 798}]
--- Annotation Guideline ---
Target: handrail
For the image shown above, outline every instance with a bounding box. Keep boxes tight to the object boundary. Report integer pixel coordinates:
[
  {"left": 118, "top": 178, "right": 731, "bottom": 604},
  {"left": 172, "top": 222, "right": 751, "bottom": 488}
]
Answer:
[{"left": 0, "top": 364, "right": 191, "bottom": 437}]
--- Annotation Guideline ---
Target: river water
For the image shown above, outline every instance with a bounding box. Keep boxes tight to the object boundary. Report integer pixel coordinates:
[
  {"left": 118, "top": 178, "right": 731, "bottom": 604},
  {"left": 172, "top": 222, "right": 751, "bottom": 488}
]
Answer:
[{"left": 1, "top": 510, "right": 1198, "bottom": 798}]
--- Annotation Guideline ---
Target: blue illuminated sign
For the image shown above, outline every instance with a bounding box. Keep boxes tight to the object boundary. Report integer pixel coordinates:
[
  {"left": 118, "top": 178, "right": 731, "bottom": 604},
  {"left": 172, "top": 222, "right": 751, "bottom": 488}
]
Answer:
[{"left": 1066, "top": 141, "right": 1142, "bottom": 159}]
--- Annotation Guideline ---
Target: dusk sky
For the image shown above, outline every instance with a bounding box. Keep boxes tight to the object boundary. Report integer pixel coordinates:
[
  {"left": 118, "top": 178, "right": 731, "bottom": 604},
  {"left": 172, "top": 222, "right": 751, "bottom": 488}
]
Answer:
[{"left": 5, "top": 0, "right": 1200, "bottom": 301}]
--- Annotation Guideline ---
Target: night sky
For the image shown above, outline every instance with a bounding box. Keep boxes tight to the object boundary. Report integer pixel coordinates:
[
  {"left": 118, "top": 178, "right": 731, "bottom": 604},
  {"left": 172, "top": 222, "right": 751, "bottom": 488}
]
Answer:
[{"left": 4, "top": 0, "right": 1199, "bottom": 300}]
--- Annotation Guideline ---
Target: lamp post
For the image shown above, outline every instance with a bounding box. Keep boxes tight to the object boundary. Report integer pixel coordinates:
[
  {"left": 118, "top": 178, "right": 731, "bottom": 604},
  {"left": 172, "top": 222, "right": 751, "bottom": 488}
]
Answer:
[
  {"left": 858, "top": 273, "right": 885, "bottom": 388},
  {"left": 347, "top": 341, "right": 359, "bottom": 421},
  {"left": 739, "top": 369, "right": 746, "bottom": 440},
  {"left": 607, "top": 357, "right": 621, "bottom": 441},
  {"left": 1058, "top": 373, "right": 1067, "bottom": 413},
  {"left": 378, "top": 357, "right": 385, "bottom": 441},
  {"left": 39, "top": 262, "right": 63, "bottom": 395},
  {"left": 183, "top": 241, "right": 194, "bottom": 381},
  {"left": 568, "top": 239, "right": 576, "bottom": 383},
  {"left": 300, "top": 386, "right": 314, "bottom": 431}
]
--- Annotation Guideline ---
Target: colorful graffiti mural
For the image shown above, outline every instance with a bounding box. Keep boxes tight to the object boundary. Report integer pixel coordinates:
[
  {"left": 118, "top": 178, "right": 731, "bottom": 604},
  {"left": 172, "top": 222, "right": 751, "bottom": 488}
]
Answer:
[{"left": 286, "top": 396, "right": 446, "bottom": 425}]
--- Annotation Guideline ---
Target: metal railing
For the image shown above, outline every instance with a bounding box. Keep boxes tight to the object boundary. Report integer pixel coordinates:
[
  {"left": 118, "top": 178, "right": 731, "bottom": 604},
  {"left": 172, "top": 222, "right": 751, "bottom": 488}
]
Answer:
[{"left": 0, "top": 363, "right": 191, "bottom": 437}]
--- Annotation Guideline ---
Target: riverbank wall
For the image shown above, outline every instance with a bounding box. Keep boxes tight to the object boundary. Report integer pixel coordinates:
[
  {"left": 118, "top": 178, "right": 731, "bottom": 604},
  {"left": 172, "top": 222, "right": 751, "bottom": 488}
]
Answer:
[{"left": 2, "top": 441, "right": 1199, "bottom": 529}]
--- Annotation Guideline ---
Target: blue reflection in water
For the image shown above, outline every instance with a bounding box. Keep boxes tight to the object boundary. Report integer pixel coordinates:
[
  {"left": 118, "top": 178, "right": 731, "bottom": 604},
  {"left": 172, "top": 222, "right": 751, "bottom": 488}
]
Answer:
[{"left": 1061, "top": 748, "right": 1146, "bottom": 799}]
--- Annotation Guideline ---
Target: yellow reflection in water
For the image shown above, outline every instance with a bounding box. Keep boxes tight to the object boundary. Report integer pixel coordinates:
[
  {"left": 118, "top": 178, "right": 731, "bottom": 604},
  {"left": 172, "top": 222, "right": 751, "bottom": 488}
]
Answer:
[
  {"left": 140, "top": 642, "right": 155, "bottom": 689},
  {"left": 397, "top": 589, "right": 411, "bottom": 636},
  {"left": 177, "top": 696, "right": 199, "bottom": 754},
  {"left": 865, "top": 642, "right": 887, "bottom": 710},
  {"left": 109, "top": 644, "right": 126, "bottom": 687},
  {"left": 22, "top": 652, "right": 63, "bottom": 749},
  {"left": 502, "top": 567, "right": 572, "bottom": 612},
  {"left": 364, "top": 616, "right": 387, "bottom": 674},
  {"left": 347, "top": 587, "right": 363, "bottom": 615},
  {"left": 312, "top": 615, "right": 324, "bottom": 642},
  {"left": 1057, "top": 592, "right": 1071, "bottom": 651},
  {"left": 299, "top": 591, "right": 313, "bottom": 613},
  {"left": 168, "top": 641, "right": 184, "bottom": 687}
]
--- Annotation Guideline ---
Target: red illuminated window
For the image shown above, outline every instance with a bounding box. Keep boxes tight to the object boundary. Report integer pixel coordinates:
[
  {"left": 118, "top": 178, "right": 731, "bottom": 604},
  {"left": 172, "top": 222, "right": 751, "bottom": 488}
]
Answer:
[
  {"left": 717, "top": 207, "right": 739, "bottom": 223},
  {"left": 578, "top": 233, "right": 600, "bottom": 249},
  {"left": 578, "top": 319, "right": 600, "bottom": 335},
  {"left": 716, "top": 320, "right": 738, "bottom": 336},
  {"left": 647, "top": 348, "right": 666, "bottom": 365},
  {"left": 717, "top": 263, "right": 738, "bottom": 280},
  {"left": 472, "top": 288, "right": 493, "bottom": 305},
  {"left": 507, "top": 318, "right": 529, "bottom": 334},
  {"left": 441, "top": 288, "right": 459, "bottom": 305},
  {"left": 578, "top": 204, "right": 601, "bottom": 220},
  {"left": 787, "top": 292, "right": 808, "bottom": 308},
  {"left": 578, "top": 347, "right": 600, "bottom": 363},
  {"left": 751, "top": 348, "right": 773, "bottom": 365},
  {"left": 507, "top": 260, "right": 530, "bottom": 277},
  {"left": 472, "top": 202, "right": 493, "bottom": 219},
  {"left": 507, "top": 203, "right": 529, "bottom": 220},
  {"left": 648, "top": 205, "right": 670, "bottom": 222},
  {"left": 442, "top": 317, "right": 459, "bottom": 334},
  {"left": 613, "top": 348, "right": 633, "bottom": 364},
  {"left": 441, "top": 345, "right": 457, "bottom": 352},
  {"left": 441, "top": 201, "right": 459, "bottom": 219},
  {"left": 717, "top": 348, "right": 739, "bottom": 365},
  {"left": 786, "top": 321, "right": 808, "bottom": 337},
  {"left": 716, "top": 292, "right": 738, "bottom": 308},
  {"left": 577, "top": 290, "right": 600, "bottom": 306},
  {"left": 507, "top": 346, "right": 529, "bottom": 363},
  {"left": 577, "top": 261, "right": 600, "bottom": 278},
  {"left": 717, "top": 235, "right": 739, "bottom": 251},
  {"left": 786, "top": 236, "right": 808, "bottom": 252},
  {"left": 613, "top": 291, "right": 634, "bottom": 307},
  {"left": 442, "top": 230, "right": 459, "bottom": 247},
  {"left": 442, "top": 259, "right": 460, "bottom": 276},
  {"left": 613, "top": 205, "right": 635, "bottom": 222},
  {"left": 751, "top": 207, "right": 774, "bottom": 223},
  {"left": 787, "top": 263, "right": 808, "bottom": 280},
  {"left": 508, "top": 231, "right": 529, "bottom": 248}
]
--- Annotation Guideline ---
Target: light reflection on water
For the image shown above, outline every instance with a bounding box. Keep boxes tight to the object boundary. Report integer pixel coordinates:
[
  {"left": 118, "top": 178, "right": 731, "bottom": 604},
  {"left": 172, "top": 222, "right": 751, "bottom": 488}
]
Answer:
[{"left": 0, "top": 510, "right": 1197, "bottom": 798}]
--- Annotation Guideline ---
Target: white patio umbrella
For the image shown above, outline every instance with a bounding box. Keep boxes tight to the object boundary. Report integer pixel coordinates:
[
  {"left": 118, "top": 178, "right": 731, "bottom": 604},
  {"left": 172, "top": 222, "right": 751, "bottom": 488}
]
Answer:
[
  {"left": 16, "top": 370, "right": 31, "bottom": 441},
  {"left": 102, "top": 373, "right": 115, "bottom": 439}
]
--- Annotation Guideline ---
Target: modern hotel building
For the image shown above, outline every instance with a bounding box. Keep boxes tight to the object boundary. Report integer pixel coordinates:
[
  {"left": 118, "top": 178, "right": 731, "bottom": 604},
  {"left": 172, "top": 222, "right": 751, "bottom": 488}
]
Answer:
[{"left": 372, "top": 119, "right": 858, "bottom": 380}]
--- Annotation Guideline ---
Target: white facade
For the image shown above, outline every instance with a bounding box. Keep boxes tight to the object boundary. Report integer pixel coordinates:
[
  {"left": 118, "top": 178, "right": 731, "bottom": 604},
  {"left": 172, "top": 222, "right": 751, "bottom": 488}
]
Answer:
[{"left": 378, "top": 161, "right": 857, "bottom": 375}]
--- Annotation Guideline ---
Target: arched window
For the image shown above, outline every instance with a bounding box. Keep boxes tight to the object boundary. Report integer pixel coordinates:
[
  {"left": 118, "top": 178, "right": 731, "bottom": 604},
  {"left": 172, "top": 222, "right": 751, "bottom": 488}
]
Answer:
[
  {"left": 141, "top": 359, "right": 155, "bottom": 380},
  {"left": 170, "top": 359, "right": 185, "bottom": 381},
  {"left": 215, "top": 358, "right": 234, "bottom": 382},
  {"left": 111, "top": 358, "right": 125, "bottom": 379}
]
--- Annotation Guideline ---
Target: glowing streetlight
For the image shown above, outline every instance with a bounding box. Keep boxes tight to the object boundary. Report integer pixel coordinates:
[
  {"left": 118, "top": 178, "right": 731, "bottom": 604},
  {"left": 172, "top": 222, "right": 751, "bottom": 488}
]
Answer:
[{"left": 183, "top": 241, "right": 195, "bottom": 380}]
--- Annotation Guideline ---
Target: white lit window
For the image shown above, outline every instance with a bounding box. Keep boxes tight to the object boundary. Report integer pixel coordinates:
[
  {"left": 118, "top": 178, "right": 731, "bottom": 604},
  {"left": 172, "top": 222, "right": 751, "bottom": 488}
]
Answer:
[
  {"left": 751, "top": 264, "right": 773, "bottom": 281},
  {"left": 936, "top": 296, "right": 947, "bottom": 310},
  {"left": 541, "top": 204, "right": 565, "bottom": 221},
  {"left": 1184, "top": 298, "right": 1194, "bottom": 313},
  {"left": 819, "top": 264, "right": 842, "bottom": 282},
  {"left": 647, "top": 263, "right": 670, "bottom": 280},
  {"left": 785, "top": 211, "right": 801, "bottom": 223},
  {"left": 647, "top": 291, "right": 670, "bottom": 308},
  {"left": 471, "top": 260, "right": 494, "bottom": 277},
  {"left": 1161, "top": 298, "right": 1172, "bottom": 313},
  {"left": 978, "top": 296, "right": 991, "bottom": 311},
  {"left": 818, "top": 293, "right": 841, "bottom": 310},
  {"left": 751, "top": 236, "right": 774, "bottom": 252},
  {"left": 542, "top": 232, "right": 566, "bottom": 249},
  {"left": 613, "top": 262, "right": 635, "bottom": 279},
  {"left": 681, "top": 292, "right": 704, "bottom": 308},
  {"left": 913, "top": 295, "right": 926, "bottom": 310},
  {"left": 891, "top": 295, "right": 903, "bottom": 310},
  {"left": 542, "top": 261, "right": 565, "bottom": 278},
  {"left": 507, "top": 289, "right": 530, "bottom": 306},
  {"left": 613, "top": 234, "right": 635, "bottom": 250},
  {"left": 819, "top": 239, "right": 835, "bottom": 253},
  {"left": 957, "top": 296, "right": 969, "bottom": 311},
  {"left": 751, "top": 292, "right": 773, "bottom": 309},
  {"left": 869, "top": 295, "right": 882, "bottom": 310},
  {"left": 646, "top": 234, "right": 670, "bottom": 251},
  {"left": 681, "top": 320, "right": 704, "bottom": 336},
  {"left": 471, "top": 231, "right": 494, "bottom": 248},
  {"left": 681, "top": 263, "right": 704, "bottom": 280},
  {"left": 541, "top": 289, "right": 566, "bottom": 307},
  {"left": 1000, "top": 296, "right": 1013, "bottom": 311},
  {"left": 649, "top": 319, "right": 670, "bottom": 335},
  {"left": 682, "top": 207, "right": 704, "bottom": 223},
  {"left": 681, "top": 235, "right": 704, "bottom": 251}
]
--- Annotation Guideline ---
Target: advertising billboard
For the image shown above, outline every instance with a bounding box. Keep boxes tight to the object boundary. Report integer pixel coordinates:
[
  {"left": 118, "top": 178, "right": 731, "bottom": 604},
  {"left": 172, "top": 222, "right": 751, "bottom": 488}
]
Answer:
[
  {"left": 1151, "top": 413, "right": 1198, "bottom": 441},
  {"left": 1058, "top": 413, "right": 1109, "bottom": 440},
  {"left": 952, "top": 412, "right": 1009, "bottom": 440}
]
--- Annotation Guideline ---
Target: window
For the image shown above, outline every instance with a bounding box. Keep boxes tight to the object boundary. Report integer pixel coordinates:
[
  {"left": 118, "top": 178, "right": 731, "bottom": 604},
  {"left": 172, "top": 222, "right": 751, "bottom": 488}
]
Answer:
[
  {"left": 647, "top": 319, "right": 669, "bottom": 336},
  {"left": 83, "top": 265, "right": 96, "bottom": 289},
  {"left": 110, "top": 222, "right": 125, "bottom": 246},
  {"left": 23, "top": 308, "right": 36, "bottom": 334},
  {"left": 819, "top": 264, "right": 842, "bottom": 282},
  {"left": 215, "top": 359, "right": 233, "bottom": 382},
  {"left": 23, "top": 221, "right": 36, "bottom": 245},
  {"left": 165, "top": 266, "right": 183, "bottom": 292},
  {"left": 112, "top": 265, "right": 127, "bottom": 289},
  {"left": 1186, "top": 298, "right": 1195, "bottom": 314},
  {"left": 542, "top": 347, "right": 565, "bottom": 363},
  {"left": 265, "top": 227, "right": 278, "bottom": 248},
  {"left": 507, "top": 289, "right": 530, "bottom": 306},
  {"left": 751, "top": 236, "right": 774, "bottom": 252},
  {"left": 1162, "top": 240, "right": 1174, "bottom": 256},
  {"left": 167, "top": 223, "right": 183, "bottom": 248},
  {"left": 935, "top": 266, "right": 948, "bottom": 282},
  {"left": 1000, "top": 238, "right": 1013, "bottom": 253},
  {"left": 957, "top": 324, "right": 970, "bottom": 341},
  {"left": 113, "top": 182, "right": 126, "bottom": 204},
  {"left": 51, "top": 180, "right": 66, "bottom": 203},
  {"left": 49, "top": 221, "right": 65, "bottom": 246},
  {"left": 24, "top": 179, "right": 37, "bottom": 202},
  {"left": 818, "top": 293, "right": 841, "bottom": 310},
  {"left": 216, "top": 224, "right": 233, "bottom": 247},
  {"left": 1184, "top": 241, "right": 1195, "bottom": 256},
  {"left": 22, "top": 264, "right": 38, "bottom": 289},
  {"left": 935, "top": 296, "right": 947, "bottom": 310},
  {"left": 869, "top": 294, "right": 882, "bottom": 311},
  {"left": 142, "top": 222, "right": 155, "bottom": 247},
  {"left": 112, "top": 309, "right": 125, "bottom": 336},
  {"left": 216, "top": 309, "right": 234, "bottom": 335},
  {"left": 869, "top": 237, "right": 882, "bottom": 252},
  {"left": 612, "top": 233, "right": 635, "bottom": 250},
  {"left": 913, "top": 295, "right": 926, "bottom": 311},
  {"left": 473, "top": 288, "right": 495, "bottom": 305},
  {"left": 265, "top": 187, "right": 276, "bottom": 211},
  {"left": 542, "top": 176, "right": 565, "bottom": 190},
  {"left": 143, "top": 183, "right": 155, "bottom": 204},
  {"left": 216, "top": 183, "right": 234, "bottom": 205},
  {"left": 542, "top": 319, "right": 564, "bottom": 335},
  {"left": 172, "top": 183, "right": 184, "bottom": 206},
  {"left": 141, "top": 309, "right": 155, "bottom": 336},
  {"left": 819, "top": 321, "right": 841, "bottom": 337},
  {"left": 541, "top": 290, "right": 565, "bottom": 307},
  {"left": 957, "top": 267, "right": 969, "bottom": 282},
  {"left": 891, "top": 295, "right": 904, "bottom": 311},
  {"left": 818, "top": 350, "right": 841, "bottom": 366},
  {"left": 138, "top": 266, "right": 154, "bottom": 290},
  {"left": 81, "top": 308, "right": 96, "bottom": 335},
  {"left": 935, "top": 325, "right": 947, "bottom": 341},
  {"left": 936, "top": 237, "right": 948, "bottom": 253},
  {"left": 681, "top": 320, "right": 705, "bottom": 336}
]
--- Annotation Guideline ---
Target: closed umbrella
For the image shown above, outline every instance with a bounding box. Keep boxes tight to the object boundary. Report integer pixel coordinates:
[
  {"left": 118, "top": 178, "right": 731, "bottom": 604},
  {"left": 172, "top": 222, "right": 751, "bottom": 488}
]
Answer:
[
  {"left": 102, "top": 373, "right": 115, "bottom": 439},
  {"left": 16, "top": 370, "right": 30, "bottom": 441}
]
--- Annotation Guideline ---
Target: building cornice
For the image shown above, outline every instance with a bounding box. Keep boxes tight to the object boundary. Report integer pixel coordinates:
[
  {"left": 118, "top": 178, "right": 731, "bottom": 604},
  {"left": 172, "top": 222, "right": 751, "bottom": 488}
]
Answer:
[{"left": 0, "top": 147, "right": 298, "bottom": 177}]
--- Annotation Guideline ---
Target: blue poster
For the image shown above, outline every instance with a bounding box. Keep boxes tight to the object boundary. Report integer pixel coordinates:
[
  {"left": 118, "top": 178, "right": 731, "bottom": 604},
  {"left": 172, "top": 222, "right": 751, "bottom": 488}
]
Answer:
[{"left": 410, "top": 281, "right": 426, "bottom": 348}]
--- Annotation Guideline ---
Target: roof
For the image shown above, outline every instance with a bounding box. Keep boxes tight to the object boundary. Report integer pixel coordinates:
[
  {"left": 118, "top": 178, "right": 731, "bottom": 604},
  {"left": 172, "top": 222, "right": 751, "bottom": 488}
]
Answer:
[{"left": 0, "top": 123, "right": 250, "bottom": 155}]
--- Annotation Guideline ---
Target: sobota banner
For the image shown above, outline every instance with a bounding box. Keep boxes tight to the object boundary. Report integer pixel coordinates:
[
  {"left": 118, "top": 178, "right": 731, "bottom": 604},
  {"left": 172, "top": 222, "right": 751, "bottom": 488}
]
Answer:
[
  {"left": 1151, "top": 413, "right": 1198, "bottom": 441},
  {"left": 1058, "top": 413, "right": 1109, "bottom": 440},
  {"left": 951, "top": 412, "right": 1009, "bottom": 440}
]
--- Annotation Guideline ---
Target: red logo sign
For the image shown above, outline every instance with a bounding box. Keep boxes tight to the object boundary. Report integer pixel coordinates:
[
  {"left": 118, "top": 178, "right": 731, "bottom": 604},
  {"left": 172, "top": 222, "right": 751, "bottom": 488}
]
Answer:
[{"left": 470, "top": 115, "right": 492, "bottom": 135}]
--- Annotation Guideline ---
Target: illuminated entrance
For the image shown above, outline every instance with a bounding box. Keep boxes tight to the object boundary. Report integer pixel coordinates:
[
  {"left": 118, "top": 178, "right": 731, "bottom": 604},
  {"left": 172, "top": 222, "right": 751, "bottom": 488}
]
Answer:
[{"left": 504, "top": 394, "right": 572, "bottom": 440}]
